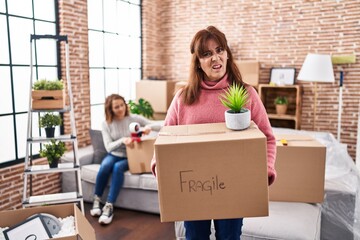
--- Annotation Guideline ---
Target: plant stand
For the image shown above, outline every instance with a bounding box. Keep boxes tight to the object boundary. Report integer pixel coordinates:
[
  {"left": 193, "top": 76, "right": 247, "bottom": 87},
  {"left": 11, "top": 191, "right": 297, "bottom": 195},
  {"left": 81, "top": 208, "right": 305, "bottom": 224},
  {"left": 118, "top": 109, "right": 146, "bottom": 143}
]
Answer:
[{"left": 22, "top": 35, "right": 84, "bottom": 213}]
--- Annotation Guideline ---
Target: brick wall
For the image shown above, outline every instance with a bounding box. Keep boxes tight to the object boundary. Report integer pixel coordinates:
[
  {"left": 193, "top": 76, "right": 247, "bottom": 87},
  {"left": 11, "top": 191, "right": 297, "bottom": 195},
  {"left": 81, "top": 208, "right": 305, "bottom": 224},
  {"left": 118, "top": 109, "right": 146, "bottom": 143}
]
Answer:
[
  {"left": 142, "top": 0, "right": 360, "bottom": 159},
  {"left": 58, "top": 0, "right": 91, "bottom": 149}
]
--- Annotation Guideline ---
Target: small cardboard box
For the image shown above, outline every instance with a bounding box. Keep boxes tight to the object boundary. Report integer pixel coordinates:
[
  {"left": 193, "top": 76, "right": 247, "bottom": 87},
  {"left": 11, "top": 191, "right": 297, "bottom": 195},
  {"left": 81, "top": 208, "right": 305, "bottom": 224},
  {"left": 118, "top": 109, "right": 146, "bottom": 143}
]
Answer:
[
  {"left": 0, "top": 203, "right": 95, "bottom": 240},
  {"left": 174, "top": 81, "right": 187, "bottom": 93},
  {"left": 32, "top": 90, "right": 66, "bottom": 109},
  {"left": 153, "top": 112, "right": 167, "bottom": 120},
  {"left": 155, "top": 122, "right": 269, "bottom": 222},
  {"left": 269, "top": 134, "right": 326, "bottom": 203},
  {"left": 136, "top": 80, "right": 177, "bottom": 113},
  {"left": 126, "top": 137, "right": 156, "bottom": 174}
]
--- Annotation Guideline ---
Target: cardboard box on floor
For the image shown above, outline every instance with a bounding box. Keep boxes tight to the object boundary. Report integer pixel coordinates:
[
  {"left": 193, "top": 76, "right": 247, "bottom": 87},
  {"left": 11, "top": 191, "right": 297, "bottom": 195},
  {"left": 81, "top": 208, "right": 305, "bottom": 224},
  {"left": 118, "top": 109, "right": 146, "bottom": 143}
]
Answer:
[
  {"left": 155, "top": 122, "right": 269, "bottom": 222},
  {"left": 136, "top": 80, "right": 178, "bottom": 113},
  {"left": 0, "top": 203, "right": 95, "bottom": 240},
  {"left": 126, "top": 137, "right": 156, "bottom": 174},
  {"left": 269, "top": 134, "right": 326, "bottom": 203}
]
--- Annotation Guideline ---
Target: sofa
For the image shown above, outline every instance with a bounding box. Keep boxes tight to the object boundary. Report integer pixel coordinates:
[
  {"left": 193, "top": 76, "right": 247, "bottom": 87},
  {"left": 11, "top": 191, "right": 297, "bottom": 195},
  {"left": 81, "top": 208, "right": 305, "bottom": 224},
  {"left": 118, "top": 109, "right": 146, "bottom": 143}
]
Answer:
[
  {"left": 61, "top": 129, "right": 160, "bottom": 214},
  {"left": 61, "top": 128, "right": 359, "bottom": 240}
]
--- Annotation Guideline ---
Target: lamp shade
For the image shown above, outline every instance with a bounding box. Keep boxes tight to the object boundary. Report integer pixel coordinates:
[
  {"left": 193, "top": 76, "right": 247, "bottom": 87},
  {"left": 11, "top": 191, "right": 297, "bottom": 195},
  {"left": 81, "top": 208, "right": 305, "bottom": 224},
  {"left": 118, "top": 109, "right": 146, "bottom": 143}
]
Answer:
[{"left": 297, "top": 53, "right": 335, "bottom": 83}]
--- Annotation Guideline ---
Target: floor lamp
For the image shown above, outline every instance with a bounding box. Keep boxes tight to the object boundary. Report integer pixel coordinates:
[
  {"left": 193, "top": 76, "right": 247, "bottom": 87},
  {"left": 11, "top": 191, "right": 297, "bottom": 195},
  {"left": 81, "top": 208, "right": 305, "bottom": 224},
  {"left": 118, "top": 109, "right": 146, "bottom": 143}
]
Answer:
[
  {"left": 331, "top": 54, "right": 356, "bottom": 142},
  {"left": 297, "top": 54, "right": 335, "bottom": 130}
]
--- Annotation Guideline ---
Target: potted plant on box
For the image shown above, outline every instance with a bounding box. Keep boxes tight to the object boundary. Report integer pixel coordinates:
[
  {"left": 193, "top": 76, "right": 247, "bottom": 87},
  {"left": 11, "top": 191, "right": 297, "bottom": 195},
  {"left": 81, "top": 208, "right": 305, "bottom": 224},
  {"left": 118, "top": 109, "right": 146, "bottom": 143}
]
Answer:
[
  {"left": 128, "top": 98, "right": 154, "bottom": 119},
  {"left": 40, "top": 140, "right": 66, "bottom": 168},
  {"left": 274, "top": 96, "right": 288, "bottom": 115},
  {"left": 32, "top": 79, "right": 65, "bottom": 110},
  {"left": 219, "top": 83, "right": 250, "bottom": 130},
  {"left": 39, "top": 113, "right": 62, "bottom": 138},
  {"left": 33, "top": 79, "right": 64, "bottom": 90}
]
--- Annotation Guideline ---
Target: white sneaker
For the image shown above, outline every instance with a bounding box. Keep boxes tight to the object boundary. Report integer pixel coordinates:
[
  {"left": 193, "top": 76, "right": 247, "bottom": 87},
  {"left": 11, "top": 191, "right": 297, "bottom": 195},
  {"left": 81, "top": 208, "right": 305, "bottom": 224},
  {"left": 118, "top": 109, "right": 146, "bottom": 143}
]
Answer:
[
  {"left": 99, "top": 202, "right": 114, "bottom": 225},
  {"left": 90, "top": 195, "right": 102, "bottom": 217}
]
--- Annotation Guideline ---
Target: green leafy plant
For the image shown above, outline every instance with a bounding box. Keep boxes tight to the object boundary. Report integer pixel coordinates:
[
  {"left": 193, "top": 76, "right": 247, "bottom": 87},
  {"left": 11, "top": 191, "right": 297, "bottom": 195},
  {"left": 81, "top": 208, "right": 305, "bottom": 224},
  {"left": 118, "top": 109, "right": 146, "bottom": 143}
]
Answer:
[
  {"left": 40, "top": 140, "right": 66, "bottom": 165},
  {"left": 274, "top": 96, "right": 288, "bottom": 105},
  {"left": 33, "top": 79, "right": 64, "bottom": 90},
  {"left": 39, "top": 113, "right": 62, "bottom": 128},
  {"left": 219, "top": 83, "right": 249, "bottom": 113},
  {"left": 128, "top": 98, "right": 154, "bottom": 119}
]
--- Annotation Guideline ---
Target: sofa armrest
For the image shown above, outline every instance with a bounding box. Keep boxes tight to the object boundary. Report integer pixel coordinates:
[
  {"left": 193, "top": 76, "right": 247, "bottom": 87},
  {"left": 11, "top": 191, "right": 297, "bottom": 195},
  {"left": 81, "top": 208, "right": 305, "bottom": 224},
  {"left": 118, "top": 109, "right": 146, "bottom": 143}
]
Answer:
[{"left": 60, "top": 145, "right": 94, "bottom": 166}]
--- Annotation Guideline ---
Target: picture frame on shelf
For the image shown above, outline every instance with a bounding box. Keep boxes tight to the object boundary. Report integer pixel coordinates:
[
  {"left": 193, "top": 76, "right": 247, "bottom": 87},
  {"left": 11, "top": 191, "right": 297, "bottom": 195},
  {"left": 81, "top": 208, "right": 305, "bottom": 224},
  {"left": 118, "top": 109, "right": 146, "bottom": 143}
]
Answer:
[
  {"left": 270, "top": 68, "right": 296, "bottom": 85},
  {"left": 3, "top": 215, "right": 51, "bottom": 240}
]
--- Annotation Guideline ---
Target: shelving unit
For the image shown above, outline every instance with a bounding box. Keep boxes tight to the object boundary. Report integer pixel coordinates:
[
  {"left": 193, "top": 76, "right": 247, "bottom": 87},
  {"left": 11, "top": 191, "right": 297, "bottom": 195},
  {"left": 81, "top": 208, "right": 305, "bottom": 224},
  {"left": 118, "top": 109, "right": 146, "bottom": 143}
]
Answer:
[
  {"left": 258, "top": 84, "right": 302, "bottom": 130},
  {"left": 22, "top": 35, "right": 84, "bottom": 213}
]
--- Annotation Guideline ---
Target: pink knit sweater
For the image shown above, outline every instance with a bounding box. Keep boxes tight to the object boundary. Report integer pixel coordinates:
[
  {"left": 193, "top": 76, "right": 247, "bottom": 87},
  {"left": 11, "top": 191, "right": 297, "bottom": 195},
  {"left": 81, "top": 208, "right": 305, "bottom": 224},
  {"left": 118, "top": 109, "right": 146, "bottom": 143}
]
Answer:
[{"left": 151, "top": 75, "right": 277, "bottom": 185}]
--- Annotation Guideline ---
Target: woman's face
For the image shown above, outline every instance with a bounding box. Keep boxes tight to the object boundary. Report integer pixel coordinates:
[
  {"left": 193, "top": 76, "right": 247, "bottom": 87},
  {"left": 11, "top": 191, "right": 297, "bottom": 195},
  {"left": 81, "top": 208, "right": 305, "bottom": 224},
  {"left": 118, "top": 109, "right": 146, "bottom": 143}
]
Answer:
[
  {"left": 199, "top": 38, "right": 228, "bottom": 82},
  {"left": 112, "top": 98, "right": 127, "bottom": 120}
]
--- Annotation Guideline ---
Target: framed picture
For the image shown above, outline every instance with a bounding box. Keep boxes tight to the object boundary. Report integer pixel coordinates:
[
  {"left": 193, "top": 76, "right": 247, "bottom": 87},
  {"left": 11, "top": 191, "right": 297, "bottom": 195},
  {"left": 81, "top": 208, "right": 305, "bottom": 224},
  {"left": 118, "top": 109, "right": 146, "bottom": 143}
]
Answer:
[
  {"left": 270, "top": 68, "right": 296, "bottom": 85},
  {"left": 3, "top": 215, "right": 51, "bottom": 240}
]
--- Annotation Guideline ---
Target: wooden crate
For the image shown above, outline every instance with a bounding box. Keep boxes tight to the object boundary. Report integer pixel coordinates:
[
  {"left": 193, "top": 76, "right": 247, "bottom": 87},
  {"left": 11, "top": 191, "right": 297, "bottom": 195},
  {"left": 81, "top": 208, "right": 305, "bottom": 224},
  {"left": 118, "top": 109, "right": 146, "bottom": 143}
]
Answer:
[{"left": 31, "top": 90, "right": 65, "bottom": 109}]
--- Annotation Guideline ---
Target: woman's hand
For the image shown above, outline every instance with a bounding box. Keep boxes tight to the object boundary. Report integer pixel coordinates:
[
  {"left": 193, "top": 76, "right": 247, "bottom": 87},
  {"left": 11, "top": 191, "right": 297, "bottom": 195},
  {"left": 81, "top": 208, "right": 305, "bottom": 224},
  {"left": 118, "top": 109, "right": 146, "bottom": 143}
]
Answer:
[
  {"left": 142, "top": 126, "right": 151, "bottom": 135},
  {"left": 122, "top": 137, "right": 134, "bottom": 148}
]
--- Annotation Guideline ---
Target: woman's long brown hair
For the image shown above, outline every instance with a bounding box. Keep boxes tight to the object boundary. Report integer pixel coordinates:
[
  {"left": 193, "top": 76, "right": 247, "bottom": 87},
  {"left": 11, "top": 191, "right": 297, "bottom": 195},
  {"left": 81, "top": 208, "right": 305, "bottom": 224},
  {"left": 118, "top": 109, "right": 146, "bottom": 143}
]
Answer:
[
  {"left": 182, "top": 26, "right": 244, "bottom": 105},
  {"left": 105, "top": 94, "right": 129, "bottom": 123}
]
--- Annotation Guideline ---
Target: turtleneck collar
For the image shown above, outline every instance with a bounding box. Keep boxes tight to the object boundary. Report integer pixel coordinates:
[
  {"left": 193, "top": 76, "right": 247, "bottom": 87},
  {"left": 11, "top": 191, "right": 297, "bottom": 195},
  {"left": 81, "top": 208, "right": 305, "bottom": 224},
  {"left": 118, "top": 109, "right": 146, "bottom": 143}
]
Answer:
[{"left": 200, "top": 74, "right": 229, "bottom": 90}]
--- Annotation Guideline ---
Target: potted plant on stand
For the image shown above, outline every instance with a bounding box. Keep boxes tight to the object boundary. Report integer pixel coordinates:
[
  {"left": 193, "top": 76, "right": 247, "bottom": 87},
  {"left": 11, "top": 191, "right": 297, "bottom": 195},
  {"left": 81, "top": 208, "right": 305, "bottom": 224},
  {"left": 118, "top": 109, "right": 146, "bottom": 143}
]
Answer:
[
  {"left": 40, "top": 140, "right": 66, "bottom": 168},
  {"left": 274, "top": 96, "right": 288, "bottom": 115},
  {"left": 39, "top": 113, "right": 62, "bottom": 138},
  {"left": 219, "top": 83, "right": 250, "bottom": 130}
]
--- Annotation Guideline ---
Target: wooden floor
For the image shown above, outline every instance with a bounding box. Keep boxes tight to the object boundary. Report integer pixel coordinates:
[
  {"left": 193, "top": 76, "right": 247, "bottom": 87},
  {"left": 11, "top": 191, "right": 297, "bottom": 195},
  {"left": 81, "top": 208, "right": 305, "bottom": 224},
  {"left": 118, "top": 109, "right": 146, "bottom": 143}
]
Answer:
[{"left": 84, "top": 203, "right": 176, "bottom": 240}]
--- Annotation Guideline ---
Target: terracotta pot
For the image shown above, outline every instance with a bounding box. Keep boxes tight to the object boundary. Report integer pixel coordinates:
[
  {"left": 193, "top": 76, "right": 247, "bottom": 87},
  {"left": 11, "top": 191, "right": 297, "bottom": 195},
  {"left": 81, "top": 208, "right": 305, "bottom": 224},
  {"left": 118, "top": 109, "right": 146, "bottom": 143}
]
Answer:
[
  {"left": 224, "top": 108, "right": 251, "bottom": 130},
  {"left": 276, "top": 104, "right": 288, "bottom": 115}
]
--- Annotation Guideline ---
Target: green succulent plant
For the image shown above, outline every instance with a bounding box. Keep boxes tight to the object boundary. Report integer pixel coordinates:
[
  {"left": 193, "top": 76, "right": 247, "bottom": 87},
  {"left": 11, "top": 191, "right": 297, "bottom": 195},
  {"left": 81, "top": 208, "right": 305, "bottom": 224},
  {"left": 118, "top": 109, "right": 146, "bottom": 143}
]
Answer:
[
  {"left": 219, "top": 83, "right": 249, "bottom": 113},
  {"left": 128, "top": 98, "right": 154, "bottom": 119},
  {"left": 33, "top": 79, "right": 64, "bottom": 90},
  {"left": 40, "top": 140, "right": 66, "bottom": 164},
  {"left": 39, "top": 113, "right": 62, "bottom": 128},
  {"left": 274, "top": 96, "right": 288, "bottom": 105}
]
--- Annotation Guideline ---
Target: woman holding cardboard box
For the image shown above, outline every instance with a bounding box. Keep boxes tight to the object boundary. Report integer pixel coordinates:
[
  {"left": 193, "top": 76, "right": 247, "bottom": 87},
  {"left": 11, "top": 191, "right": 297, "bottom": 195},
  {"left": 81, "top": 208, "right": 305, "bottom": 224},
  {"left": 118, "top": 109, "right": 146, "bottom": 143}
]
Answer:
[
  {"left": 90, "top": 94, "right": 157, "bottom": 225},
  {"left": 151, "top": 26, "right": 276, "bottom": 239}
]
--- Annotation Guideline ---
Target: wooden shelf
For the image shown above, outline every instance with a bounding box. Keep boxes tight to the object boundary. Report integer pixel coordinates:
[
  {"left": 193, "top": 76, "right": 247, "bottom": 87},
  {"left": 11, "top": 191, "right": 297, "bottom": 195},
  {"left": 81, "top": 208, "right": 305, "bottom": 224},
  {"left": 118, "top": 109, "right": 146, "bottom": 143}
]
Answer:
[{"left": 258, "top": 84, "right": 302, "bottom": 129}]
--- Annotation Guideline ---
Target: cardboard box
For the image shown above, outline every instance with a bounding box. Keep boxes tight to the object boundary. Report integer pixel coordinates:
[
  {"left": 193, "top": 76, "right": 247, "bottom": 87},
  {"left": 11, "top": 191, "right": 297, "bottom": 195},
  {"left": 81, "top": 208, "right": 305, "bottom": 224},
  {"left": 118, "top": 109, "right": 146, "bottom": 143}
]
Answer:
[
  {"left": 32, "top": 90, "right": 66, "bottom": 109},
  {"left": 174, "top": 81, "right": 187, "bottom": 93},
  {"left": 269, "top": 134, "right": 326, "bottom": 203},
  {"left": 153, "top": 112, "right": 167, "bottom": 120},
  {"left": 126, "top": 137, "right": 156, "bottom": 174},
  {"left": 136, "top": 80, "right": 177, "bottom": 113},
  {"left": 155, "top": 122, "right": 269, "bottom": 222},
  {"left": 0, "top": 203, "right": 95, "bottom": 240},
  {"left": 236, "top": 61, "right": 259, "bottom": 88}
]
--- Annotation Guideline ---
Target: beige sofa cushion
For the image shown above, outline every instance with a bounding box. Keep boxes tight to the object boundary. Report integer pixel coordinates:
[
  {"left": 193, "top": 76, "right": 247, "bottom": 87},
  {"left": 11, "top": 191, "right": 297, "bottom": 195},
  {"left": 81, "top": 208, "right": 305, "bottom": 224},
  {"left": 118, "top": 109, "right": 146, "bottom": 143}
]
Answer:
[{"left": 81, "top": 164, "right": 158, "bottom": 191}]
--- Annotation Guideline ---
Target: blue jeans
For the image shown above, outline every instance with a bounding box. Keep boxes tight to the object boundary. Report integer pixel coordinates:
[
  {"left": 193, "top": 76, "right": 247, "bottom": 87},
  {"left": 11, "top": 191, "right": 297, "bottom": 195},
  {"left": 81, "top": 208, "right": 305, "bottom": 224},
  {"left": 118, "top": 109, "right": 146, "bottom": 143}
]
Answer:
[
  {"left": 94, "top": 153, "right": 129, "bottom": 203},
  {"left": 184, "top": 218, "right": 243, "bottom": 240}
]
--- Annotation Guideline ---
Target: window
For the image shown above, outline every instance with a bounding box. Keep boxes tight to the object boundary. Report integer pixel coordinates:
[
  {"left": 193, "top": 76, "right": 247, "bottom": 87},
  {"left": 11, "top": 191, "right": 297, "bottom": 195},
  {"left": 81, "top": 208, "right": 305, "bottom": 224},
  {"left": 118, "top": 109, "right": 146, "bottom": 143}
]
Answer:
[
  {"left": 0, "top": 0, "right": 58, "bottom": 166},
  {"left": 88, "top": 0, "right": 142, "bottom": 130}
]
